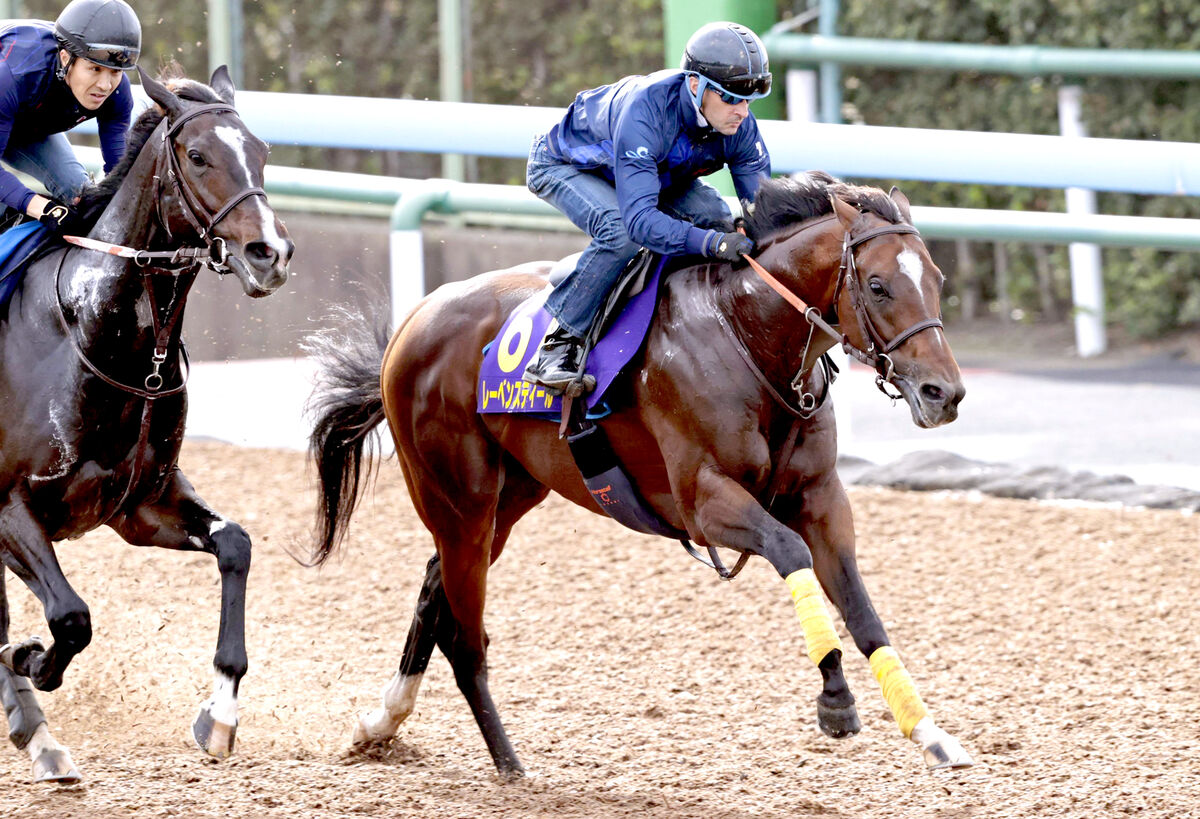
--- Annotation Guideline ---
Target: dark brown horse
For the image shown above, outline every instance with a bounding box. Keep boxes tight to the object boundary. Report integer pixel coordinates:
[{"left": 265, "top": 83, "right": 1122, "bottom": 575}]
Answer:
[
  {"left": 306, "top": 172, "right": 972, "bottom": 777},
  {"left": 0, "top": 66, "right": 292, "bottom": 783}
]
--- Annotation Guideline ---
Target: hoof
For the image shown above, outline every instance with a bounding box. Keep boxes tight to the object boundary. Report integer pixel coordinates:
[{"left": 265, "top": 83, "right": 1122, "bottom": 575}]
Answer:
[
  {"left": 496, "top": 765, "right": 526, "bottom": 784},
  {"left": 0, "top": 636, "right": 46, "bottom": 674},
  {"left": 32, "top": 748, "right": 81, "bottom": 784},
  {"left": 816, "top": 698, "right": 861, "bottom": 739},
  {"left": 352, "top": 708, "right": 402, "bottom": 748},
  {"left": 193, "top": 707, "right": 237, "bottom": 759},
  {"left": 912, "top": 719, "right": 974, "bottom": 770}
]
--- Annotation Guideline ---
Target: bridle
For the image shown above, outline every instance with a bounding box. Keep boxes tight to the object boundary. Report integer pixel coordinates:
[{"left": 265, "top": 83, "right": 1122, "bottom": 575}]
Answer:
[
  {"left": 832, "top": 223, "right": 944, "bottom": 392},
  {"left": 742, "top": 218, "right": 944, "bottom": 400},
  {"left": 58, "top": 101, "right": 271, "bottom": 398},
  {"left": 156, "top": 102, "right": 269, "bottom": 263},
  {"left": 52, "top": 100, "right": 271, "bottom": 518},
  {"left": 58, "top": 102, "right": 269, "bottom": 396}
]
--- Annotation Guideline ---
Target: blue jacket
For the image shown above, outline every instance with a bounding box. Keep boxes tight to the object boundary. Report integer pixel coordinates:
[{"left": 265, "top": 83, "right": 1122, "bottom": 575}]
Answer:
[
  {"left": 0, "top": 21, "right": 133, "bottom": 212},
  {"left": 545, "top": 69, "right": 771, "bottom": 257}
]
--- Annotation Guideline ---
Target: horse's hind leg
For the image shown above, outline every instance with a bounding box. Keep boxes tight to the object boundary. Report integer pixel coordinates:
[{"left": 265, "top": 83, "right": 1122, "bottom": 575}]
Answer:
[
  {"left": 0, "top": 569, "right": 80, "bottom": 783},
  {"left": 353, "top": 553, "right": 449, "bottom": 746}
]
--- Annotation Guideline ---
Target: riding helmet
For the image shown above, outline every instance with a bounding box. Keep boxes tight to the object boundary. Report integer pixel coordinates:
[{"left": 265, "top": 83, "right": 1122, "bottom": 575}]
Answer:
[
  {"left": 54, "top": 0, "right": 141, "bottom": 70},
  {"left": 681, "top": 21, "right": 772, "bottom": 99}
]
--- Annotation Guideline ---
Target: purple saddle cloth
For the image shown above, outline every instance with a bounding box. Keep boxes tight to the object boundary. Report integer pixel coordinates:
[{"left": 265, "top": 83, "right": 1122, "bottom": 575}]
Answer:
[{"left": 477, "top": 256, "right": 667, "bottom": 416}]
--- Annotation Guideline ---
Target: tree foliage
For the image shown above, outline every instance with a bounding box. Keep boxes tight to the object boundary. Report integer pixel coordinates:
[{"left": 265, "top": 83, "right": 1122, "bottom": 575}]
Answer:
[{"left": 17, "top": 0, "right": 1199, "bottom": 335}]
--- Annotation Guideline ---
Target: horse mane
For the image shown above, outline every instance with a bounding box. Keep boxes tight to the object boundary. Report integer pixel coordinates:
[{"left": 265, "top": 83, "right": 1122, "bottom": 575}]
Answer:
[
  {"left": 75, "top": 64, "right": 226, "bottom": 227},
  {"left": 744, "top": 171, "right": 907, "bottom": 245}
]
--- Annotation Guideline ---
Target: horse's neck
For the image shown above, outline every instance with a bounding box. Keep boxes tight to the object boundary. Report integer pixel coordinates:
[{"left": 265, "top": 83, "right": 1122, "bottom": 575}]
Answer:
[
  {"left": 90, "top": 142, "right": 162, "bottom": 250},
  {"left": 60, "top": 142, "right": 191, "bottom": 354},
  {"left": 717, "top": 232, "right": 840, "bottom": 383}
]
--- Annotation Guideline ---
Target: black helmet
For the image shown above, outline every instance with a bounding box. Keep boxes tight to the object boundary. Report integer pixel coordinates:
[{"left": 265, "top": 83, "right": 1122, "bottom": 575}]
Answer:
[
  {"left": 54, "top": 0, "right": 141, "bottom": 71},
  {"left": 681, "top": 21, "right": 772, "bottom": 100}
]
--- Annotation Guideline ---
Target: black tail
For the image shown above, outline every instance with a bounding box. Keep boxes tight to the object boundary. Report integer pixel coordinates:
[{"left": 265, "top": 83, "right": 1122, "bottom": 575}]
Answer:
[{"left": 302, "top": 304, "right": 391, "bottom": 566}]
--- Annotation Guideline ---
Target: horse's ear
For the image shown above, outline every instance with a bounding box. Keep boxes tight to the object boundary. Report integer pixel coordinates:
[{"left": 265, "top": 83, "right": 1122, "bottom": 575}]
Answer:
[
  {"left": 137, "top": 65, "right": 183, "bottom": 119},
  {"left": 829, "top": 193, "right": 860, "bottom": 231},
  {"left": 209, "top": 64, "right": 236, "bottom": 105},
  {"left": 888, "top": 185, "right": 914, "bottom": 223}
]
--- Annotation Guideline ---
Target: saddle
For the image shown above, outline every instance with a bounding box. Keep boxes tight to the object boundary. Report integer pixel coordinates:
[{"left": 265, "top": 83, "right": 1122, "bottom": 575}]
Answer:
[
  {"left": 477, "top": 249, "right": 668, "bottom": 417},
  {"left": 0, "top": 214, "right": 56, "bottom": 313}
]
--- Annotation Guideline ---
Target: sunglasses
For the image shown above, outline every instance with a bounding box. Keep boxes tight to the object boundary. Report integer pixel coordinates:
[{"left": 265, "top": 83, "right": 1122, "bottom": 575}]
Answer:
[{"left": 709, "top": 74, "right": 772, "bottom": 105}]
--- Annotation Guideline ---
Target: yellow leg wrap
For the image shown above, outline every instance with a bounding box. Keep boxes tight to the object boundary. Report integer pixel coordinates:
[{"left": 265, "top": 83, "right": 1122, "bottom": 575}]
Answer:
[
  {"left": 785, "top": 568, "right": 843, "bottom": 666},
  {"left": 869, "top": 646, "right": 929, "bottom": 738}
]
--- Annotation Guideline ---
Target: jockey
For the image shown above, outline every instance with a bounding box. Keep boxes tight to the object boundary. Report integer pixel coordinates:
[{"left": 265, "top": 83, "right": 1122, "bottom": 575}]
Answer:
[
  {"left": 523, "top": 21, "right": 773, "bottom": 393},
  {"left": 0, "top": 0, "right": 140, "bottom": 233}
]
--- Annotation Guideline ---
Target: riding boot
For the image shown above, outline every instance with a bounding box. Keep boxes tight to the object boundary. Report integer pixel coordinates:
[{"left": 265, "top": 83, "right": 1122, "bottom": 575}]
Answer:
[{"left": 523, "top": 320, "right": 593, "bottom": 395}]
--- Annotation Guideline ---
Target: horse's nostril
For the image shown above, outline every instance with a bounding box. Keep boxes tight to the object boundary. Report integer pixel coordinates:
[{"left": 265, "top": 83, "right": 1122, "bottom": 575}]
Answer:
[
  {"left": 246, "top": 241, "right": 278, "bottom": 266},
  {"left": 921, "top": 383, "right": 946, "bottom": 405}
]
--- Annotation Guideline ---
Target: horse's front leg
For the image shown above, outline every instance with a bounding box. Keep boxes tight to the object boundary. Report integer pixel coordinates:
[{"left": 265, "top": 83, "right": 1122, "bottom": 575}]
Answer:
[
  {"left": 793, "top": 473, "right": 974, "bottom": 770},
  {"left": 686, "top": 464, "right": 858, "bottom": 738},
  {"left": 0, "top": 568, "right": 81, "bottom": 783},
  {"left": 109, "top": 469, "right": 249, "bottom": 759}
]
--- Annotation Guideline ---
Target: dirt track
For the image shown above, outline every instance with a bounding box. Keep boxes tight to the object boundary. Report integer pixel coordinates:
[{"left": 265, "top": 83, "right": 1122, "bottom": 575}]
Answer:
[{"left": 1, "top": 442, "right": 1198, "bottom": 818}]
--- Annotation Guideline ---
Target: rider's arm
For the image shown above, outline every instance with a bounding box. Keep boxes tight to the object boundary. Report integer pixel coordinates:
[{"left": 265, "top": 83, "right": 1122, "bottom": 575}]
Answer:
[
  {"left": 0, "top": 66, "right": 41, "bottom": 216},
  {"left": 612, "top": 101, "right": 715, "bottom": 257},
  {"left": 96, "top": 73, "right": 133, "bottom": 174}
]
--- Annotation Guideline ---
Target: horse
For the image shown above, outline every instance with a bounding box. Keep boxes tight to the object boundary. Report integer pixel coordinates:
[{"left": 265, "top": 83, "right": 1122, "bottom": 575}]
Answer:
[
  {"left": 0, "top": 65, "right": 293, "bottom": 783},
  {"left": 305, "top": 172, "right": 972, "bottom": 778}
]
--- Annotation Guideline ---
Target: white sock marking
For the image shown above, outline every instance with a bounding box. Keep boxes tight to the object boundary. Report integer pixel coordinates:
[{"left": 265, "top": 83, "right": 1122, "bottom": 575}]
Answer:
[
  {"left": 358, "top": 671, "right": 423, "bottom": 741},
  {"left": 203, "top": 672, "right": 239, "bottom": 726}
]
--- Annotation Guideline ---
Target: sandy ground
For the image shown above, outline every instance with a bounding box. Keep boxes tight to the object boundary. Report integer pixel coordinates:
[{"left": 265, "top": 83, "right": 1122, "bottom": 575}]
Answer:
[{"left": 0, "top": 442, "right": 1198, "bottom": 819}]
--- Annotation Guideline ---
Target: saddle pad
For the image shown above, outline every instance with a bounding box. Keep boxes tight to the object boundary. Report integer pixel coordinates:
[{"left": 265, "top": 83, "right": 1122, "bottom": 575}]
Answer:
[
  {"left": 0, "top": 221, "right": 52, "bottom": 309},
  {"left": 477, "top": 255, "right": 667, "bottom": 415}
]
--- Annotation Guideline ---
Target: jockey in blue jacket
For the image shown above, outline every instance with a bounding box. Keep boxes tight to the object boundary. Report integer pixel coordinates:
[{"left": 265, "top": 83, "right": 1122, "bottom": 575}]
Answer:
[
  {"left": 0, "top": 0, "right": 140, "bottom": 233},
  {"left": 524, "top": 21, "right": 773, "bottom": 393}
]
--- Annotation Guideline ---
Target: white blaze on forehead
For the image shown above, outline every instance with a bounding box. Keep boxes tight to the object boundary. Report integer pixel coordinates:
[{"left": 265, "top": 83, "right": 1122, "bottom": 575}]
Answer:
[
  {"left": 214, "top": 125, "right": 290, "bottom": 261},
  {"left": 897, "top": 248, "right": 926, "bottom": 308}
]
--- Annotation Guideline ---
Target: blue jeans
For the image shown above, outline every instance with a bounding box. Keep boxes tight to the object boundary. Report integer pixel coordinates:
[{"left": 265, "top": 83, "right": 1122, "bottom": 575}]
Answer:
[
  {"left": 3, "top": 132, "right": 89, "bottom": 206},
  {"left": 527, "top": 133, "right": 733, "bottom": 338}
]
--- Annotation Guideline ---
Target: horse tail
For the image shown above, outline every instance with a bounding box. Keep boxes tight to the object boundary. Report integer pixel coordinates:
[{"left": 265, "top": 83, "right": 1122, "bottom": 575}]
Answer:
[{"left": 302, "top": 303, "right": 391, "bottom": 566}]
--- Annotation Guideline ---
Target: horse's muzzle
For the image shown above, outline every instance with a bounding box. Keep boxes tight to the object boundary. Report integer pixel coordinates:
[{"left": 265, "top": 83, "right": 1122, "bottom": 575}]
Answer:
[
  {"left": 234, "top": 237, "right": 294, "bottom": 297},
  {"left": 894, "top": 373, "right": 965, "bottom": 428}
]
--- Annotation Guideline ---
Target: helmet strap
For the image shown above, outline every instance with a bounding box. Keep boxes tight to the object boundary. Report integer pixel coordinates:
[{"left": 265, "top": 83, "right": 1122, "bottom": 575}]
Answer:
[{"left": 55, "top": 52, "right": 75, "bottom": 82}]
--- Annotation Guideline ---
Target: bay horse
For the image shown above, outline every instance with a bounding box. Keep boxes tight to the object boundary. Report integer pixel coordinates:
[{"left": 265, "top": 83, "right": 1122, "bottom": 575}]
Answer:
[
  {"left": 306, "top": 172, "right": 972, "bottom": 777},
  {"left": 0, "top": 66, "right": 292, "bottom": 782}
]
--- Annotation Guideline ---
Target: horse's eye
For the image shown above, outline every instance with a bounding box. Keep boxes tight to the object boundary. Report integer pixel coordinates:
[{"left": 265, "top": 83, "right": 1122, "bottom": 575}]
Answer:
[
  {"left": 868, "top": 279, "right": 889, "bottom": 298},
  {"left": 188, "top": 151, "right": 207, "bottom": 167}
]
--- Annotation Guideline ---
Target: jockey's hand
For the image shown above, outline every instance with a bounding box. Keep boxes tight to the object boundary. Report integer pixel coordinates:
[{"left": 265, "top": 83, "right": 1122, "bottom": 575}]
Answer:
[
  {"left": 706, "top": 231, "right": 755, "bottom": 262},
  {"left": 38, "top": 200, "right": 83, "bottom": 234}
]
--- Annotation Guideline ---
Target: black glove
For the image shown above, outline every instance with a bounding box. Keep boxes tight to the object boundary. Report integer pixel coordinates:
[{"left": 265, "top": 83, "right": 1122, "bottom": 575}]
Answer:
[
  {"left": 706, "top": 231, "right": 755, "bottom": 262},
  {"left": 38, "top": 200, "right": 83, "bottom": 234}
]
